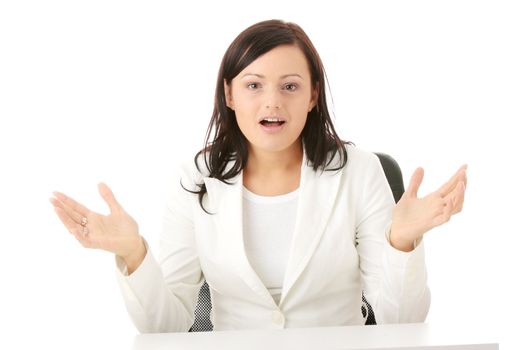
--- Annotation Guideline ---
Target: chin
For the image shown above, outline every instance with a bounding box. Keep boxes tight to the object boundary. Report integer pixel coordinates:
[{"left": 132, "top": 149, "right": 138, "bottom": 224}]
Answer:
[{"left": 250, "top": 139, "right": 301, "bottom": 154}]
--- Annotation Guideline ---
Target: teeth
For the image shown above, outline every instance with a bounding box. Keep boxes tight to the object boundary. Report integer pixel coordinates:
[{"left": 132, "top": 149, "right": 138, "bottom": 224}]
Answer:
[{"left": 262, "top": 118, "right": 283, "bottom": 122}]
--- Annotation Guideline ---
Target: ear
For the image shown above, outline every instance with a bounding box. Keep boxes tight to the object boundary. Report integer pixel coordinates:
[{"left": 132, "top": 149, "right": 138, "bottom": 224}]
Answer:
[
  {"left": 308, "top": 82, "right": 319, "bottom": 112},
  {"left": 224, "top": 79, "right": 235, "bottom": 110}
]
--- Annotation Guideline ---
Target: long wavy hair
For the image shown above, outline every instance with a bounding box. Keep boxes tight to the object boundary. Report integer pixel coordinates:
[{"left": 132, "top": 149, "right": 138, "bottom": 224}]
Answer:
[{"left": 184, "top": 19, "right": 352, "bottom": 214}]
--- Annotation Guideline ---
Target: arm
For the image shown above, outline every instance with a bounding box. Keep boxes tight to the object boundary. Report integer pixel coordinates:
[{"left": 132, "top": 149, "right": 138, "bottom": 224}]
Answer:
[
  {"left": 355, "top": 154, "right": 430, "bottom": 324},
  {"left": 115, "top": 166, "right": 204, "bottom": 333}
]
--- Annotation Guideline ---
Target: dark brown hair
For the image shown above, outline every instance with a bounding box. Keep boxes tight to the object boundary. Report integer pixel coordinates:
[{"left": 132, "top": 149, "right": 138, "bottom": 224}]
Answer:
[{"left": 184, "top": 19, "right": 352, "bottom": 214}]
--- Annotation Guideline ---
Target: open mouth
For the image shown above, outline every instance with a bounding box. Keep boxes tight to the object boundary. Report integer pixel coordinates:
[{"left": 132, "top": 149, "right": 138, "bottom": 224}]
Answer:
[
  {"left": 260, "top": 120, "right": 286, "bottom": 126},
  {"left": 259, "top": 117, "right": 286, "bottom": 127}
]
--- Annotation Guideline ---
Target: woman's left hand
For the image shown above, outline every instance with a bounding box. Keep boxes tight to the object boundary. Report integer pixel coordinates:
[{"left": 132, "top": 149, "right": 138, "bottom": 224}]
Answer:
[{"left": 389, "top": 164, "right": 468, "bottom": 251}]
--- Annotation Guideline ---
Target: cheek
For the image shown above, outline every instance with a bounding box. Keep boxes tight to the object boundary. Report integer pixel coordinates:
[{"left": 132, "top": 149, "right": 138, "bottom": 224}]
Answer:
[
  {"left": 232, "top": 90, "right": 257, "bottom": 112},
  {"left": 289, "top": 99, "right": 310, "bottom": 122},
  {"left": 235, "top": 95, "right": 259, "bottom": 113},
  {"left": 233, "top": 98, "right": 260, "bottom": 128},
  {"left": 234, "top": 110, "right": 258, "bottom": 138},
  {"left": 290, "top": 115, "right": 308, "bottom": 135}
]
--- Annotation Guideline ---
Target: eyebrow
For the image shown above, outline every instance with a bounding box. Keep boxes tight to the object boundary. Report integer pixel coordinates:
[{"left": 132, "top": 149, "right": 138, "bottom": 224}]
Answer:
[{"left": 240, "top": 73, "right": 304, "bottom": 80}]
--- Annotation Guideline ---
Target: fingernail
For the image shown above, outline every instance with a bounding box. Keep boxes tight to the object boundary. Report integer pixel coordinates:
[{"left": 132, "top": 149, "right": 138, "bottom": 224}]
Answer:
[
  {"left": 457, "top": 164, "right": 467, "bottom": 173},
  {"left": 53, "top": 191, "right": 65, "bottom": 200}
]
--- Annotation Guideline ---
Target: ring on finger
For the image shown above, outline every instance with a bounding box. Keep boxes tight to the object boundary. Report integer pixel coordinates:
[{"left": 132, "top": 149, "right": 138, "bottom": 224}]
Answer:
[{"left": 80, "top": 217, "right": 89, "bottom": 236}]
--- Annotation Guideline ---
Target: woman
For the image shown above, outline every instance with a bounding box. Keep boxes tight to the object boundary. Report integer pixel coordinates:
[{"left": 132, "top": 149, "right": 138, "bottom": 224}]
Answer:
[{"left": 49, "top": 19, "right": 467, "bottom": 333}]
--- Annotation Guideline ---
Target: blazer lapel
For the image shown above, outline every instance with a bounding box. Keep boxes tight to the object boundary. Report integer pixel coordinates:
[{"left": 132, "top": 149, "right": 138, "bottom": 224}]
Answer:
[
  {"left": 203, "top": 171, "right": 276, "bottom": 306},
  {"left": 279, "top": 149, "right": 344, "bottom": 306}
]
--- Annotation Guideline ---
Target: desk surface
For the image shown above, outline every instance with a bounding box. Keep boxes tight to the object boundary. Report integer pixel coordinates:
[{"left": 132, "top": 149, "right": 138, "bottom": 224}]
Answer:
[{"left": 133, "top": 323, "right": 498, "bottom": 350}]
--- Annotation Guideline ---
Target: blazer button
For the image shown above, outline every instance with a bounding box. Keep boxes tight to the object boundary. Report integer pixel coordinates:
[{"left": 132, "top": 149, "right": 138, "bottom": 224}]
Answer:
[{"left": 272, "top": 310, "right": 285, "bottom": 326}]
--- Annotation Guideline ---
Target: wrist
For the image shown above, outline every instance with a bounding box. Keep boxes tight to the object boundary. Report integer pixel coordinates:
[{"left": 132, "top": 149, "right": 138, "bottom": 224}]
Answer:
[
  {"left": 122, "top": 236, "right": 146, "bottom": 274},
  {"left": 388, "top": 229, "right": 416, "bottom": 252}
]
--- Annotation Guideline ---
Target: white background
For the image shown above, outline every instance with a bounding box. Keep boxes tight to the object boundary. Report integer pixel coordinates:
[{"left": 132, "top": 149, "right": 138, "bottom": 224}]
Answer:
[{"left": 1, "top": 0, "right": 523, "bottom": 349}]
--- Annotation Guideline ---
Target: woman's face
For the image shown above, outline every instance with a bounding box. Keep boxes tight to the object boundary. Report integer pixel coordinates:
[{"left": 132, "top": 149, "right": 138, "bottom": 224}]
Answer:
[{"left": 224, "top": 44, "right": 318, "bottom": 155}]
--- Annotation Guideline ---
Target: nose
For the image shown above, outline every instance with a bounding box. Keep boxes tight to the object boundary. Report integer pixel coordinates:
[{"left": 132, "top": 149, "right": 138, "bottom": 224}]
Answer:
[{"left": 265, "top": 87, "right": 282, "bottom": 109}]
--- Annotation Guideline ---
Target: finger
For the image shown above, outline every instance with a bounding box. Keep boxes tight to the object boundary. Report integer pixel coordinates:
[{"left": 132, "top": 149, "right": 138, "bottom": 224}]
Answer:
[
  {"left": 51, "top": 199, "right": 99, "bottom": 248},
  {"left": 64, "top": 216, "right": 99, "bottom": 249},
  {"left": 444, "top": 197, "right": 454, "bottom": 221},
  {"left": 431, "top": 196, "right": 447, "bottom": 217},
  {"left": 52, "top": 204, "right": 85, "bottom": 236},
  {"left": 436, "top": 172, "right": 459, "bottom": 198},
  {"left": 452, "top": 180, "right": 466, "bottom": 214},
  {"left": 437, "top": 165, "right": 467, "bottom": 197},
  {"left": 49, "top": 196, "right": 85, "bottom": 225},
  {"left": 98, "top": 182, "right": 121, "bottom": 214},
  {"left": 405, "top": 167, "right": 424, "bottom": 198},
  {"left": 71, "top": 227, "right": 96, "bottom": 249},
  {"left": 463, "top": 169, "right": 468, "bottom": 190},
  {"left": 432, "top": 197, "right": 454, "bottom": 228},
  {"left": 52, "top": 191, "right": 91, "bottom": 218},
  {"left": 442, "top": 174, "right": 467, "bottom": 213}
]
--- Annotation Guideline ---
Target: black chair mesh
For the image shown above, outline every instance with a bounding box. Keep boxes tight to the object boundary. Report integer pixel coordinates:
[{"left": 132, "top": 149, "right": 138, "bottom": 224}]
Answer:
[
  {"left": 189, "top": 152, "right": 404, "bottom": 331},
  {"left": 189, "top": 281, "right": 214, "bottom": 332},
  {"left": 361, "top": 294, "right": 376, "bottom": 325}
]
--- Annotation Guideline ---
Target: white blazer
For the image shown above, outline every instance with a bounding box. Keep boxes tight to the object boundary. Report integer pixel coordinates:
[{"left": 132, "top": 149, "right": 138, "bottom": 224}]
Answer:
[{"left": 115, "top": 145, "right": 430, "bottom": 333}]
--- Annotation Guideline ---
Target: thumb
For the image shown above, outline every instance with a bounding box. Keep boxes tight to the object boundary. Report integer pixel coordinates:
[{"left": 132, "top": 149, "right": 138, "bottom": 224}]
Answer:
[
  {"left": 405, "top": 167, "right": 424, "bottom": 198},
  {"left": 98, "top": 182, "right": 121, "bottom": 214}
]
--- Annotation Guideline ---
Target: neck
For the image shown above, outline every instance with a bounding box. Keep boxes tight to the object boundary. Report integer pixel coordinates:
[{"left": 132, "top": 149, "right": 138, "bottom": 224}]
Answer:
[{"left": 245, "top": 140, "right": 303, "bottom": 176}]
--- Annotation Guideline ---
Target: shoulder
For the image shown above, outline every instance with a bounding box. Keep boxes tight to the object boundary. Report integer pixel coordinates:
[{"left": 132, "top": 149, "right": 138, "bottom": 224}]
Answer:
[
  {"left": 339, "top": 143, "right": 382, "bottom": 172},
  {"left": 176, "top": 153, "right": 209, "bottom": 191},
  {"left": 161, "top": 150, "right": 209, "bottom": 197},
  {"left": 345, "top": 143, "right": 378, "bottom": 162},
  {"left": 323, "top": 144, "right": 386, "bottom": 188}
]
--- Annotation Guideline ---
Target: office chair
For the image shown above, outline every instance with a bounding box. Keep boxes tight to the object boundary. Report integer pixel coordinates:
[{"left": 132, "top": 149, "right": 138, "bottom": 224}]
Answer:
[{"left": 189, "top": 152, "right": 405, "bottom": 331}]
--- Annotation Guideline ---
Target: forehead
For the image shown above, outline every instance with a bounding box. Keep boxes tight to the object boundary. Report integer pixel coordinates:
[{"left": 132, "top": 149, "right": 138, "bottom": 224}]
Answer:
[{"left": 236, "top": 45, "right": 310, "bottom": 79}]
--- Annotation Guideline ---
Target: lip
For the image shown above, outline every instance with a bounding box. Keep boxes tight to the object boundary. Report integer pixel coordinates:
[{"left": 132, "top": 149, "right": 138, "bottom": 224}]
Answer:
[
  {"left": 258, "top": 115, "right": 288, "bottom": 123},
  {"left": 259, "top": 120, "right": 286, "bottom": 134}
]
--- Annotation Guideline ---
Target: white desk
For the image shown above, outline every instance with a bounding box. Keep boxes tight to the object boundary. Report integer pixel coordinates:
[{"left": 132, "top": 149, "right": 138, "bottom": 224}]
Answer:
[{"left": 133, "top": 323, "right": 498, "bottom": 349}]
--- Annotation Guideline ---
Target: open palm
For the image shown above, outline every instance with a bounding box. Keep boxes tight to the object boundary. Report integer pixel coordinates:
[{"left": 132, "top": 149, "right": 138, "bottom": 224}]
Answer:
[
  {"left": 390, "top": 164, "right": 467, "bottom": 248},
  {"left": 49, "top": 182, "right": 142, "bottom": 258}
]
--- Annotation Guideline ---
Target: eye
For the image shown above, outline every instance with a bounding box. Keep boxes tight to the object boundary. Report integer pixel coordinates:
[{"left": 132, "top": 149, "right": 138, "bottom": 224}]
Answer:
[
  {"left": 283, "top": 83, "right": 298, "bottom": 91},
  {"left": 247, "top": 82, "right": 260, "bottom": 90}
]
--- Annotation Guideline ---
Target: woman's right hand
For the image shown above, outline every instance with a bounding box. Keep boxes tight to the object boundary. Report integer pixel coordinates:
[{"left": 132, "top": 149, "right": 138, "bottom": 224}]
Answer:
[{"left": 49, "top": 182, "right": 146, "bottom": 270}]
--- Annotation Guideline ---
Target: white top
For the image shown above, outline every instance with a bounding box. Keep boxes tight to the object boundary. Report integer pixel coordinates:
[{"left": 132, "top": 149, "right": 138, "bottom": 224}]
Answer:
[{"left": 242, "top": 185, "right": 300, "bottom": 305}]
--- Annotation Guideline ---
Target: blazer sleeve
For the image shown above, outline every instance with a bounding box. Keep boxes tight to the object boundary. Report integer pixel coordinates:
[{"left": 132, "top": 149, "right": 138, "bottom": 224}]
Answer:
[
  {"left": 114, "top": 164, "right": 204, "bottom": 333},
  {"left": 355, "top": 153, "right": 431, "bottom": 324}
]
